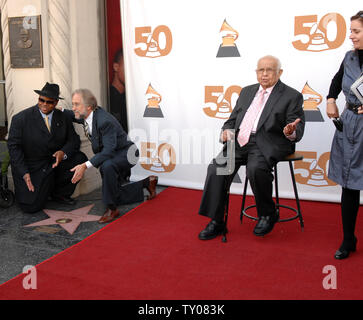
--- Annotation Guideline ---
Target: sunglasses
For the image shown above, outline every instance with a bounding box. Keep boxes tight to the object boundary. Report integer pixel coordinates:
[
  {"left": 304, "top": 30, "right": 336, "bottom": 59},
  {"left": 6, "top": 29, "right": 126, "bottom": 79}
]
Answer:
[{"left": 39, "top": 97, "right": 56, "bottom": 105}]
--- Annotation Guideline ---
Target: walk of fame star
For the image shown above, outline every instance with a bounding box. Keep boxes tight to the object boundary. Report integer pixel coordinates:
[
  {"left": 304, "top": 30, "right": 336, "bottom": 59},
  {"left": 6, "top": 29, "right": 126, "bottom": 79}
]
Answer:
[{"left": 24, "top": 204, "right": 100, "bottom": 235}]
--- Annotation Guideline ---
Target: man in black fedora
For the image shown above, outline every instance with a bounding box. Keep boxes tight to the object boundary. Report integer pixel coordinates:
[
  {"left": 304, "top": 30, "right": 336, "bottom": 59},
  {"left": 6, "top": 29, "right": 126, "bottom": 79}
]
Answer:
[{"left": 7, "top": 82, "right": 88, "bottom": 213}]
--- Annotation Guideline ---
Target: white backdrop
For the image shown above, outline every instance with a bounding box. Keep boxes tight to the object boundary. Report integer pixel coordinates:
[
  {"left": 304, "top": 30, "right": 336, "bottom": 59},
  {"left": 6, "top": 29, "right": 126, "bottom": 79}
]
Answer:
[{"left": 120, "top": 0, "right": 362, "bottom": 203}]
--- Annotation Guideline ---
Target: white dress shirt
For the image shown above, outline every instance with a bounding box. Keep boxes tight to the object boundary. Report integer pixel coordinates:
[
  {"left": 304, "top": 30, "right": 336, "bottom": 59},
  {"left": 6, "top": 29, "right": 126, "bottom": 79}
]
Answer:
[{"left": 85, "top": 111, "right": 93, "bottom": 136}]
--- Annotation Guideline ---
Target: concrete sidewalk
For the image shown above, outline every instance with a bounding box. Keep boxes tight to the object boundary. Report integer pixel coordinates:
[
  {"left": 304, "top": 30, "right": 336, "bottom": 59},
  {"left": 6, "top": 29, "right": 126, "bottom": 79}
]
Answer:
[{"left": 0, "top": 185, "right": 166, "bottom": 285}]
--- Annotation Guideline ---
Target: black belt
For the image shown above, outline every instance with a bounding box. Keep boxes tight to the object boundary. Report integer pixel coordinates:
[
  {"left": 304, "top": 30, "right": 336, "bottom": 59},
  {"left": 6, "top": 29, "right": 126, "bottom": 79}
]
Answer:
[{"left": 347, "top": 103, "right": 360, "bottom": 114}]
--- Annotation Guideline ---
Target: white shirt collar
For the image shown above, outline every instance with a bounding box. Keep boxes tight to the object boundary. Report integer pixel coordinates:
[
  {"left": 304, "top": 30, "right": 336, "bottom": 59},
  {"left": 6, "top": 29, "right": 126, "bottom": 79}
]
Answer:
[
  {"left": 39, "top": 109, "right": 54, "bottom": 120},
  {"left": 258, "top": 83, "right": 276, "bottom": 94},
  {"left": 85, "top": 111, "right": 93, "bottom": 126},
  {"left": 85, "top": 111, "right": 94, "bottom": 134}
]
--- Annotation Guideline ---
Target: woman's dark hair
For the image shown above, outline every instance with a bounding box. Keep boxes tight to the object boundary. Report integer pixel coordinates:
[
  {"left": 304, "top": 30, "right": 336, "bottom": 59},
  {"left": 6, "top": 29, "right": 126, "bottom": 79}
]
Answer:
[{"left": 351, "top": 11, "right": 363, "bottom": 23}]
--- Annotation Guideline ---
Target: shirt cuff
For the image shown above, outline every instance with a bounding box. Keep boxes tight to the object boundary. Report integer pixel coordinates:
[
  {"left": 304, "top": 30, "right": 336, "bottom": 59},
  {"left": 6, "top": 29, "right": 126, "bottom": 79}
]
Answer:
[
  {"left": 85, "top": 161, "right": 93, "bottom": 169},
  {"left": 285, "top": 131, "right": 296, "bottom": 141}
]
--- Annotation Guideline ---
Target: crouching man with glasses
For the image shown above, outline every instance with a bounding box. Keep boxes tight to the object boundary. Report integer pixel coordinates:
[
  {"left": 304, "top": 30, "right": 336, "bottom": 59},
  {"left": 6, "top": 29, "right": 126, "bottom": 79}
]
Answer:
[{"left": 7, "top": 82, "right": 87, "bottom": 213}]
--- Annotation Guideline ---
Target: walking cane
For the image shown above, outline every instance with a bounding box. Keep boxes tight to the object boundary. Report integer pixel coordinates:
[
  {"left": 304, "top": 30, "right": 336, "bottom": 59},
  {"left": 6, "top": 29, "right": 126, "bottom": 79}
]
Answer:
[
  {"left": 220, "top": 134, "right": 235, "bottom": 243},
  {"left": 222, "top": 179, "right": 230, "bottom": 242}
]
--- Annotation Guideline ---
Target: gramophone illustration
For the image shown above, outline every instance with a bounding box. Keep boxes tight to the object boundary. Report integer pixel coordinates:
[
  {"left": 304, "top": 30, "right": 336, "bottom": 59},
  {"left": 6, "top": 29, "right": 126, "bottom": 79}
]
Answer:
[
  {"left": 306, "top": 159, "right": 330, "bottom": 187},
  {"left": 204, "top": 92, "right": 233, "bottom": 119},
  {"left": 294, "top": 151, "right": 336, "bottom": 187},
  {"left": 143, "top": 83, "right": 164, "bottom": 118},
  {"left": 204, "top": 85, "right": 242, "bottom": 119},
  {"left": 217, "top": 19, "right": 240, "bottom": 58},
  {"left": 302, "top": 82, "right": 324, "bottom": 122},
  {"left": 134, "top": 25, "right": 172, "bottom": 58},
  {"left": 145, "top": 35, "right": 162, "bottom": 58},
  {"left": 140, "top": 142, "right": 176, "bottom": 173},
  {"left": 306, "top": 23, "right": 329, "bottom": 52},
  {"left": 292, "top": 13, "right": 346, "bottom": 52}
]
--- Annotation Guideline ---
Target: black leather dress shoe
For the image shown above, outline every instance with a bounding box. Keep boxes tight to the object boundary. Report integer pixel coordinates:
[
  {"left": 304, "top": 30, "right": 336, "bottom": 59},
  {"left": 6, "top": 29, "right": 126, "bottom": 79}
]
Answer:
[
  {"left": 199, "top": 220, "right": 226, "bottom": 240},
  {"left": 334, "top": 237, "right": 357, "bottom": 260},
  {"left": 253, "top": 215, "right": 278, "bottom": 236},
  {"left": 51, "top": 195, "right": 76, "bottom": 206}
]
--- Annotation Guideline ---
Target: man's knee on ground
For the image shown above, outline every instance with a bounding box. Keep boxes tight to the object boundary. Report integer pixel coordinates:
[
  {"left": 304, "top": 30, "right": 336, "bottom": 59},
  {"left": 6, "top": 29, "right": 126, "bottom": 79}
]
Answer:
[{"left": 19, "top": 202, "right": 43, "bottom": 214}]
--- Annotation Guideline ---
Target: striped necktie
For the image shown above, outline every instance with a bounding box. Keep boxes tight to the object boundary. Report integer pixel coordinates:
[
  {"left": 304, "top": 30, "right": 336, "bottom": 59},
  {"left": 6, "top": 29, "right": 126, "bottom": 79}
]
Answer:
[
  {"left": 44, "top": 116, "right": 51, "bottom": 132},
  {"left": 83, "top": 121, "right": 91, "bottom": 141}
]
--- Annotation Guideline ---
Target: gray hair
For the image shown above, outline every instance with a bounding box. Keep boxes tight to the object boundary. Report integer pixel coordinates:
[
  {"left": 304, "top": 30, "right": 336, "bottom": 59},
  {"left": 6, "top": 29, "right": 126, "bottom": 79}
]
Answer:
[
  {"left": 72, "top": 88, "right": 98, "bottom": 110},
  {"left": 258, "top": 55, "right": 282, "bottom": 72}
]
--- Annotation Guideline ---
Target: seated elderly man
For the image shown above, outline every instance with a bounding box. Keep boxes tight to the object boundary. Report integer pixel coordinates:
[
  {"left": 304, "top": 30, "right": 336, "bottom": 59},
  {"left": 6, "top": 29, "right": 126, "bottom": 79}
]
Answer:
[{"left": 198, "top": 55, "right": 305, "bottom": 239}]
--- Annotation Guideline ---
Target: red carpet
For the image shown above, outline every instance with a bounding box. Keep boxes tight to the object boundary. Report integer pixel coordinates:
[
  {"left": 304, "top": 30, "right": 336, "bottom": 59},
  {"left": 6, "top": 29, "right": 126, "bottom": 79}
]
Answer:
[{"left": 0, "top": 187, "right": 362, "bottom": 300}]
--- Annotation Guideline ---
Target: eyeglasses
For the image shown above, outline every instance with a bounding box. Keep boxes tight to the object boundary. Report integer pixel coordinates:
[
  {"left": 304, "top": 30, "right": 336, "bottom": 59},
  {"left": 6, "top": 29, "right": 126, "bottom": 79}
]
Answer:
[
  {"left": 39, "top": 97, "right": 56, "bottom": 105},
  {"left": 256, "top": 68, "right": 277, "bottom": 74}
]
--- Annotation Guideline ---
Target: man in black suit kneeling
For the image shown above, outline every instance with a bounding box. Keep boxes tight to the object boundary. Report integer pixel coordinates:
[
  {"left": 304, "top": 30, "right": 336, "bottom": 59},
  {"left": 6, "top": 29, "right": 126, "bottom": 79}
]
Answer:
[{"left": 7, "top": 82, "right": 88, "bottom": 213}]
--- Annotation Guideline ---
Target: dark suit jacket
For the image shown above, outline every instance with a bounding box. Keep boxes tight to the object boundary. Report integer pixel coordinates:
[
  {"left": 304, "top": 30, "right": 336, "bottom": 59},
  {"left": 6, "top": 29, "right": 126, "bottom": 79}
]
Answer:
[
  {"left": 7, "top": 105, "right": 81, "bottom": 202},
  {"left": 222, "top": 80, "right": 305, "bottom": 166},
  {"left": 66, "top": 107, "right": 134, "bottom": 169},
  {"left": 88, "top": 107, "right": 134, "bottom": 168}
]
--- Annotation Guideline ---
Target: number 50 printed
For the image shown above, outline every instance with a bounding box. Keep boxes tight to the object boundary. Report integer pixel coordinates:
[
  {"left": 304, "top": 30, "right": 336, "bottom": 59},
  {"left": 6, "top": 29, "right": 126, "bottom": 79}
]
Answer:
[
  {"left": 292, "top": 13, "right": 346, "bottom": 52},
  {"left": 134, "top": 25, "right": 173, "bottom": 58}
]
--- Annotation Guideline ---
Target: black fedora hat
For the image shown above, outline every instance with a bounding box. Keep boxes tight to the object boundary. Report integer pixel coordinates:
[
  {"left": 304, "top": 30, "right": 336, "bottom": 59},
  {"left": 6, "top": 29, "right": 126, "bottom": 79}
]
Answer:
[{"left": 34, "top": 82, "right": 64, "bottom": 100}]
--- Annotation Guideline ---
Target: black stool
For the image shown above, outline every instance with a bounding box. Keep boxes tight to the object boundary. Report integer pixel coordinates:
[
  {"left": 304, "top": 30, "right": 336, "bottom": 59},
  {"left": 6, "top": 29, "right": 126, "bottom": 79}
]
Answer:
[{"left": 240, "top": 152, "right": 304, "bottom": 231}]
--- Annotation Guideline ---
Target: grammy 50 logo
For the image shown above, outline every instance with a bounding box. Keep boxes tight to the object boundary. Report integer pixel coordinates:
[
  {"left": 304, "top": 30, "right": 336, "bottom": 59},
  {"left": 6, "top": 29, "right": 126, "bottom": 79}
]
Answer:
[
  {"left": 140, "top": 142, "right": 176, "bottom": 173},
  {"left": 134, "top": 25, "right": 173, "bottom": 58},
  {"left": 292, "top": 13, "right": 346, "bottom": 52},
  {"left": 294, "top": 151, "right": 337, "bottom": 187},
  {"left": 203, "top": 85, "right": 242, "bottom": 119}
]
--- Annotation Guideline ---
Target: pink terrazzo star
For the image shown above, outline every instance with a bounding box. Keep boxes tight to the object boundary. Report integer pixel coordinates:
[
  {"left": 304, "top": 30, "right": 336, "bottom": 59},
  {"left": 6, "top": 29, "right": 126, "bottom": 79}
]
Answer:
[{"left": 24, "top": 204, "right": 100, "bottom": 235}]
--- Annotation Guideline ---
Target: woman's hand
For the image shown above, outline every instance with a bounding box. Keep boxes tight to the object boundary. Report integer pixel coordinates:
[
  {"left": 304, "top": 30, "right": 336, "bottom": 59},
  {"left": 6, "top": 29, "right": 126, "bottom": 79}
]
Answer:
[{"left": 326, "top": 99, "right": 339, "bottom": 118}]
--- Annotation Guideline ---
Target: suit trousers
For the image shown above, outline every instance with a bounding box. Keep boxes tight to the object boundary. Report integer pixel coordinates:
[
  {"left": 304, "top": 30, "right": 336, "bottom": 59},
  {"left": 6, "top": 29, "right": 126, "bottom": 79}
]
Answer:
[
  {"left": 99, "top": 148, "right": 144, "bottom": 207},
  {"left": 18, "top": 151, "right": 88, "bottom": 213},
  {"left": 198, "top": 134, "right": 276, "bottom": 222}
]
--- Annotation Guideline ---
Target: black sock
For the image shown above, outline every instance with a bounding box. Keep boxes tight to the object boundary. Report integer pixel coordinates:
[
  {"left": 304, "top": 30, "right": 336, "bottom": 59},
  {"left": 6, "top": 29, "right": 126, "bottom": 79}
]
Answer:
[
  {"left": 108, "top": 204, "right": 117, "bottom": 211},
  {"left": 341, "top": 187, "right": 360, "bottom": 248},
  {"left": 142, "top": 177, "right": 149, "bottom": 188}
]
